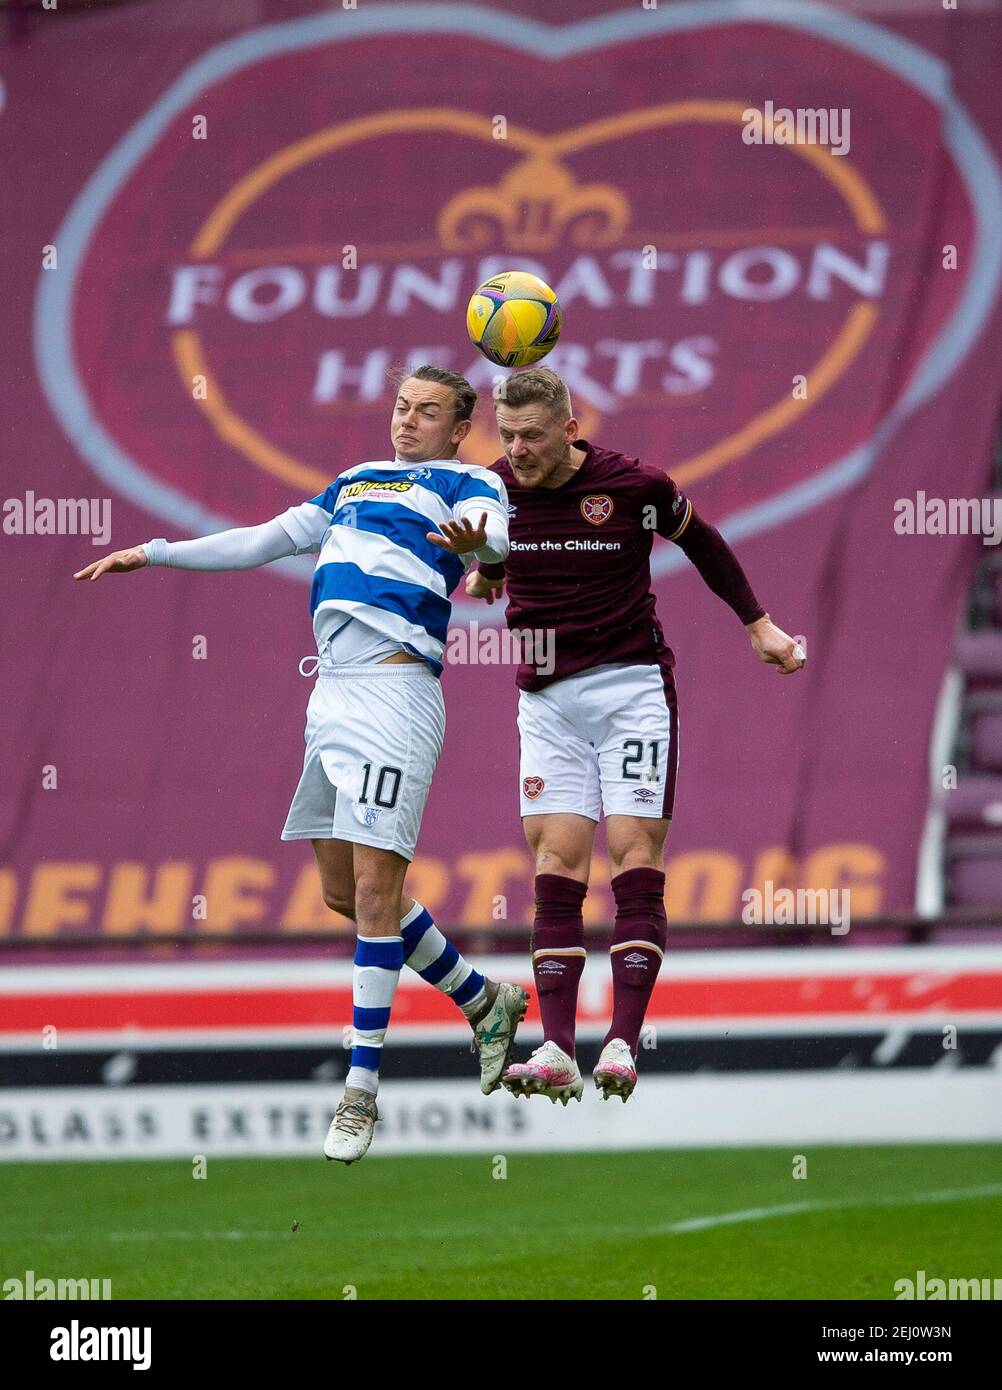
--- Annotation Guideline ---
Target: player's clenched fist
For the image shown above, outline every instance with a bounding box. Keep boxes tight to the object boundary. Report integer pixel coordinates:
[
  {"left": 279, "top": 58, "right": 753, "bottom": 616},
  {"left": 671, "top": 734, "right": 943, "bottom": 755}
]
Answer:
[
  {"left": 465, "top": 569, "right": 505, "bottom": 605},
  {"left": 746, "top": 614, "right": 805, "bottom": 675},
  {"left": 73, "top": 547, "right": 149, "bottom": 582}
]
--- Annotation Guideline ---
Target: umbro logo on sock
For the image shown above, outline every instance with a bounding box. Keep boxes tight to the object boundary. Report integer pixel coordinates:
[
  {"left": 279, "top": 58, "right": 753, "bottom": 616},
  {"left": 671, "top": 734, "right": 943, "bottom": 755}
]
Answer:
[{"left": 622, "top": 952, "right": 650, "bottom": 966}]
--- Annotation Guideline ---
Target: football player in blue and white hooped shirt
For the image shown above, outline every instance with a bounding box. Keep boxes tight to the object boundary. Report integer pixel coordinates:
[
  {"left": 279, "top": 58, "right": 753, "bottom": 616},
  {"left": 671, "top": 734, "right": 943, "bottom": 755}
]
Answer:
[{"left": 74, "top": 367, "right": 531, "bottom": 1163}]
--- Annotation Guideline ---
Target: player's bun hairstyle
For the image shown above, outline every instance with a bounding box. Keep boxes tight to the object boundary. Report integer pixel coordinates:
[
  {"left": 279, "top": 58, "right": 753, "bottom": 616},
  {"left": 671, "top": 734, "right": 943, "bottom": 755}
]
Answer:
[
  {"left": 494, "top": 366, "right": 572, "bottom": 421},
  {"left": 392, "top": 364, "right": 478, "bottom": 423}
]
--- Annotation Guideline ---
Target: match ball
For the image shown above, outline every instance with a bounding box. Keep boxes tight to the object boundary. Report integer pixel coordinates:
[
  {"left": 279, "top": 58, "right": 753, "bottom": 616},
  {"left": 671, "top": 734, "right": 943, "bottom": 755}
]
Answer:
[{"left": 466, "top": 270, "right": 562, "bottom": 368}]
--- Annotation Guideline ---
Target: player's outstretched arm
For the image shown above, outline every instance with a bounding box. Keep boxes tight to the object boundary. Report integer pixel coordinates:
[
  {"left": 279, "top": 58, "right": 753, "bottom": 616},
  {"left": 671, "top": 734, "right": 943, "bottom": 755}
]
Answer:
[
  {"left": 668, "top": 504, "right": 804, "bottom": 675},
  {"left": 745, "top": 614, "right": 805, "bottom": 675},
  {"left": 73, "top": 514, "right": 312, "bottom": 582}
]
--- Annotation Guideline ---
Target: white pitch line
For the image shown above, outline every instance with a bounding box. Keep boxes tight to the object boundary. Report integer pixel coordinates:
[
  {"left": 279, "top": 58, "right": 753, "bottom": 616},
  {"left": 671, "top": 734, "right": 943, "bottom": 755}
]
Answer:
[{"left": 659, "top": 1183, "right": 1002, "bottom": 1234}]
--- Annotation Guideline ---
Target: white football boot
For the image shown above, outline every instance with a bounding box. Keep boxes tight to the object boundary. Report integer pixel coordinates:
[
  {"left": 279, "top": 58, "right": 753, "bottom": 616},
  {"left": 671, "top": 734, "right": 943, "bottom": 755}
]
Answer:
[
  {"left": 593, "top": 1038, "right": 637, "bottom": 1102},
  {"left": 471, "top": 981, "right": 531, "bottom": 1095},
  {"left": 323, "top": 1087, "right": 378, "bottom": 1164},
  {"left": 502, "top": 1040, "right": 583, "bottom": 1105}
]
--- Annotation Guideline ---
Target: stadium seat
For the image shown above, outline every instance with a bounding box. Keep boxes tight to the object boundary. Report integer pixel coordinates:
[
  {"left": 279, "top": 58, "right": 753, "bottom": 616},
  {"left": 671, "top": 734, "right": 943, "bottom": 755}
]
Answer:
[
  {"left": 955, "top": 631, "right": 1002, "bottom": 681},
  {"left": 956, "top": 633, "right": 1002, "bottom": 681},
  {"left": 943, "top": 778, "right": 1002, "bottom": 829},
  {"left": 946, "top": 839, "right": 1002, "bottom": 907},
  {"left": 967, "top": 707, "right": 1002, "bottom": 773}
]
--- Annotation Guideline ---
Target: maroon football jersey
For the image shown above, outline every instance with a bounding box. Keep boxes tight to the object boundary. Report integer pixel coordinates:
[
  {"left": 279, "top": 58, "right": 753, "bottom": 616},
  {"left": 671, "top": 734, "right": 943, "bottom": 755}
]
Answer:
[{"left": 481, "top": 441, "right": 695, "bottom": 692}]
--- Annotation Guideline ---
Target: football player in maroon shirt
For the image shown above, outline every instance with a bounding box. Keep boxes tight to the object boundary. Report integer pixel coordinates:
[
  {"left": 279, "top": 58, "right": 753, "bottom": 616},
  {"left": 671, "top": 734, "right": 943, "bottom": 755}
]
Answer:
[{"left": 466, "top": 367, "right": 804, "bottom": 1104}]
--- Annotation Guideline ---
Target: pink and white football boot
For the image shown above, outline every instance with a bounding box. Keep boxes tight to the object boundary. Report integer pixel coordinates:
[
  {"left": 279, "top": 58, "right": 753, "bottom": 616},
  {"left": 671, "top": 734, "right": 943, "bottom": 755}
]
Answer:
[
  {"left": 502, "top": 1040, "right": 583, "bottom": 1105},
  {"left": 593, "top": 1038, "right": 637, "bottom": 1102}
]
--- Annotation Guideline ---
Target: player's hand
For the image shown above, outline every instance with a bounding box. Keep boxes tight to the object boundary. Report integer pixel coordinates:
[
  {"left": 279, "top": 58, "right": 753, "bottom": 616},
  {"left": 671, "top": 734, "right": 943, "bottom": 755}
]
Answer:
[
  {"left": 428, "top": 512, "right": 489, "bottom": 555},
  {"left": 465, "top": 569, "right": 506, "bottom": 605},
  {"left": 746, "top": 614, "right": 805, "bottom": 675},
  {"left": 73, "top": 547, "right": 149, "bottom": 582}
]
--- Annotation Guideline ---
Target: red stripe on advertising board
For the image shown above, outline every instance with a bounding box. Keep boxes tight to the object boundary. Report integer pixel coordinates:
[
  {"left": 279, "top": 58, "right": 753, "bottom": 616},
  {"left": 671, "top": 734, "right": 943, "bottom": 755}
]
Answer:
[{"left": 1, "top": 974, "right": 1000, "bottom": 1031}]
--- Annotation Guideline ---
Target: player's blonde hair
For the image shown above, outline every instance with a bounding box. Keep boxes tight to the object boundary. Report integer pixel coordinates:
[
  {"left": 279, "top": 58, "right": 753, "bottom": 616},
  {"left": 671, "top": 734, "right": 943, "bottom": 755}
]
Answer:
[{"left": 495, "top": 367, "right": 572, "bottom": 421}]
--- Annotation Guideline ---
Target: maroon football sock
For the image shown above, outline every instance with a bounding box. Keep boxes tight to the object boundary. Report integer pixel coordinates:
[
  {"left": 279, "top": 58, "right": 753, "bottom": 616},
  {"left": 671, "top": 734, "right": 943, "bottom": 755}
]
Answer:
[
  {"left": 605, "top": 867, "right": 667, "bottom": 1053},
  {"left": 531, "top": 874, "right": 587, "bottom": 1058}
]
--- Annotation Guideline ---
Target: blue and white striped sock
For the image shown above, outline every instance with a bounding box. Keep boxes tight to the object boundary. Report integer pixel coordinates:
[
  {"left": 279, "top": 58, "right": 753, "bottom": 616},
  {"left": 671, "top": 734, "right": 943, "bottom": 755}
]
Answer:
[
  {"left": 346, "top": 934, "right": 404, "bottom": 1096},
  {"left": 400, "top": 901, "right": 488, "bottom": 1019}
]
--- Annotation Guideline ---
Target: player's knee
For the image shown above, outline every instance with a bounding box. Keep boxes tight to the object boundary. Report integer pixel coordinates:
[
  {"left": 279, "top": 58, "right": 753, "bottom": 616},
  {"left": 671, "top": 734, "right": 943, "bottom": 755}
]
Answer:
[
  {"left": 608, "top": 822, "right": 668, "bottom": 876},
  {"left": 610, "top": 845, "right": 661, "bottom": 875},
  {"left": 353, "top": 874, "right": 399, "bottom": 923},
  {"left": 535, "top": 844, "right": 589, "bottom": 880},
  {"left": 321, "top": 881, "right": 355, "bottom": 919}
]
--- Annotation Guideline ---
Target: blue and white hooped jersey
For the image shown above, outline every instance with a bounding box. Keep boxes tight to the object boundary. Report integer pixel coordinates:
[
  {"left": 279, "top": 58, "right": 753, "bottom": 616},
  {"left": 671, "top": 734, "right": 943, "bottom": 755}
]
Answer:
[{"left": 275, "top": 458, "right": 509, "bottom": 675}]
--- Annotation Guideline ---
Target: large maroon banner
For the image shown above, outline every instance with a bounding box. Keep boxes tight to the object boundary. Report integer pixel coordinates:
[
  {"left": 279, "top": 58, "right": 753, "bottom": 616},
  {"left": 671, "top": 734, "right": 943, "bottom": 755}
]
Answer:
[{"left": 2, "top": 0, "right": 1002, "bottom": 936}]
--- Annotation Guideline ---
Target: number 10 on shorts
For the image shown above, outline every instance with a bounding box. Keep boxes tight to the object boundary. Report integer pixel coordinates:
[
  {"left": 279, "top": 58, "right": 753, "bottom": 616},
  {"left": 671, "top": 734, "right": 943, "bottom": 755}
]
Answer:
[{"left": 359, "top": 762, "right": 402, "bottom": 809}]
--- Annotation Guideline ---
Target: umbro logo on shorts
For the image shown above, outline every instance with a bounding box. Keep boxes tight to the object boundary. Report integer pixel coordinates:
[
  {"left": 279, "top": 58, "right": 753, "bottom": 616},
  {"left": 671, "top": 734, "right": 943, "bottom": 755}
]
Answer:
[
  {"left": 523, "top": 775, "right": 545, "bottom": 800},
  {"left": 634, "top": 787, "right": 657, "bottom": 801},
  {"left": 581, "top": 494, "right": 614, "bottom": 526}
]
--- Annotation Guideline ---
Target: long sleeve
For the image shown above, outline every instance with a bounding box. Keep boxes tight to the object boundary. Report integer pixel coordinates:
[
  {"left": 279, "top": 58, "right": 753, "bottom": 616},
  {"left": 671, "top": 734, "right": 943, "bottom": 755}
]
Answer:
[
  {"left": 672, "top": 508, "right": 766, "bottom": 625},
  {"left": 142, "top": 503, "right": 330, "bottom": 571}
]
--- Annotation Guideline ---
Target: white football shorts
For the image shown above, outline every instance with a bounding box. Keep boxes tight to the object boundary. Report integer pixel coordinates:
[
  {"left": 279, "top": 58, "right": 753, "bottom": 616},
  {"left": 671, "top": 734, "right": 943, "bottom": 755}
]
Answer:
[
  {"left": 517, "top": 662, "right": 678, "bottom": 822},
  {"left": 282, "top": 660, "right": 445, "bottom": 861}
]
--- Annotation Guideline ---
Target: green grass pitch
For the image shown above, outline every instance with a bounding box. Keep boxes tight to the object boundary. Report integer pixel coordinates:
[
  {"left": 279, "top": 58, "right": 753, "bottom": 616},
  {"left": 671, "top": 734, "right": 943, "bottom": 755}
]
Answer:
[{"left": 3, "top": 1144, "right": 1000, "bottom": 1300}]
